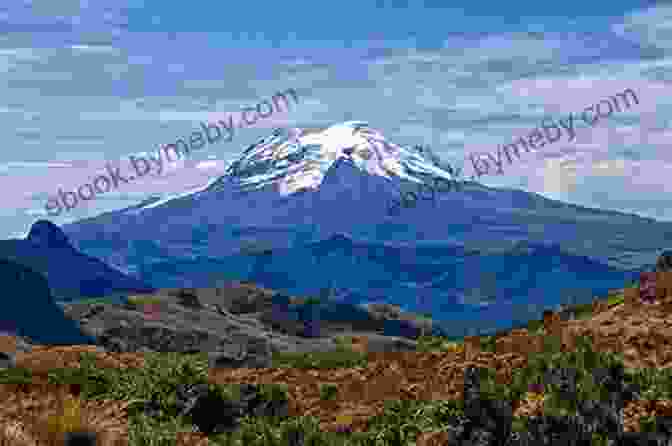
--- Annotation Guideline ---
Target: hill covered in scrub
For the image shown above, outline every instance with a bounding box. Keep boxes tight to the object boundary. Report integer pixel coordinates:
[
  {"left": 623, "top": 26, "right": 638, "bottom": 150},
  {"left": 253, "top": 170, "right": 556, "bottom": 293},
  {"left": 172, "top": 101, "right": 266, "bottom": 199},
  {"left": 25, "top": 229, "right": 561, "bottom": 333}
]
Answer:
[{"left": 2, "top": 267, "right": 672, "bottom": 445}]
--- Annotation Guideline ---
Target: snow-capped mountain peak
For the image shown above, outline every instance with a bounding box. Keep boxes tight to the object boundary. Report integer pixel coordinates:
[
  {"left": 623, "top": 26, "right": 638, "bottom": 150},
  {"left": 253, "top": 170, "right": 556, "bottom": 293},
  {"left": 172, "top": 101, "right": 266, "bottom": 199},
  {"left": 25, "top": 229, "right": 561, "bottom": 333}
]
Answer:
[{"left": 207, "top": 121, "right": 458, "bottom": 195}]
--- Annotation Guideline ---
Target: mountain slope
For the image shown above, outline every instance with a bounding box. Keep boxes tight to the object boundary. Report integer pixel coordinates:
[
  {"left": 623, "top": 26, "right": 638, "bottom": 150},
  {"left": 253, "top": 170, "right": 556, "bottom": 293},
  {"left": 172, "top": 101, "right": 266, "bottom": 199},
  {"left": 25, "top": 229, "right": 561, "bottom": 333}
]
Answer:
[
  {"left": 131, "top": 233, "right": 639, "bottom": 337},
  {"left": 0, "top": 258, "right": 95, "bottom": 345},
  {"left": 59, "top": 121, "right": 671, "bottom": 336},
  {"left": 0, "top": 220, "right": 154, "bottom": 302}
]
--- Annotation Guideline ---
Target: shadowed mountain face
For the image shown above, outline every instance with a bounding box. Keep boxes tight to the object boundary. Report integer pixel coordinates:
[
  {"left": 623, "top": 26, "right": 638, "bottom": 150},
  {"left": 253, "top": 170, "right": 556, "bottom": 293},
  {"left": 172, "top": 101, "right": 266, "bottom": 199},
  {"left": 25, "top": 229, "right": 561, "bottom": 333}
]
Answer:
[
  {"left": 122, "top": 234, "right": 640, "bottom": 338},
  {"left": 0, "top": 259, "right": 95, "bottom": 345},
  {"left": 0, "top": 220, "right": 154, "bottom": 302}
]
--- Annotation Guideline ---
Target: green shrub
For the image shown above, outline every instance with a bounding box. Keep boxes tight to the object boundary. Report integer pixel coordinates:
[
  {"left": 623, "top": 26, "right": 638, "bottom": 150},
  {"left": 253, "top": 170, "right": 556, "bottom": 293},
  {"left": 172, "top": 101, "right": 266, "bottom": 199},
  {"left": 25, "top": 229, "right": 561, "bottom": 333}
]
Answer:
[
  {"left": 526, "top": 319, "right": 544, "bottom": 334},
  {"left": 607, "top": 293, "right": 625, "bottom": 306},
  {"left": 638, "top": 415, "right": 660, "bottom": 433},
  {"left": 479, "top": 335, "right": 497, "bottom": 353},
  {"left": 415, "top": 335, "right": 464, "bottom": 352},
  {"left": 319, "top": 383, "right": 339, "bottom": 400},
  {"left": 257, "top": 383, "right": 290, "bottom": 405},
  {"left": 571, "top": 302, "right": 595, "bottom": 320},
  {"left": 333, "top": 336, "right": 356, "bottom": 350},
  {"left": 627, "top": 366, "right": 672, "bottom": 400},
  {"left": 0, "top": 366, "right": 33, "bottom": 384}
]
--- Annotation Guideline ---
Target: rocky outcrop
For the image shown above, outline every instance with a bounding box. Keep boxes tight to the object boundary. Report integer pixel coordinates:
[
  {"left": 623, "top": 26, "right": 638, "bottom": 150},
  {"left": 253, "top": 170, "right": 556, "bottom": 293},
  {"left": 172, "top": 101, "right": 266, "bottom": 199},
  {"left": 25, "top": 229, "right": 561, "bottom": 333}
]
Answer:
[
  {"left": 0, "top": 351, "right": 15, "bottom": 369},
  {"left": 185, "top": 282, "right": 276, "bottom": 314},
  {"left": 162, "top": 288, "right": 203, "bottom": 309},
  {"left": 57, "top": 283, "right": 429, "bottom": 360},
  {"left": 656, "top": 250, "right": 672, "bottom": 273}
]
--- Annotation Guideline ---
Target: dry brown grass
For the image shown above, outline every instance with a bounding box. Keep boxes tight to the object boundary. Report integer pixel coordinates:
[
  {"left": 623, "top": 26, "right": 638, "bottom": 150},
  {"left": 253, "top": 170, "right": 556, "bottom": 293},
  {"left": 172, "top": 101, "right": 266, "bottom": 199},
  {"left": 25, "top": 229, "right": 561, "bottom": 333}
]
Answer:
[
  {"left": 2, "top": 287, "right": 672, "bottom": 443},
  {"left": 200, "top": 292, "right": 672, "bottom": 434},
  {"left": 0, "top": 383, "right": 130, "bottom": 446}
]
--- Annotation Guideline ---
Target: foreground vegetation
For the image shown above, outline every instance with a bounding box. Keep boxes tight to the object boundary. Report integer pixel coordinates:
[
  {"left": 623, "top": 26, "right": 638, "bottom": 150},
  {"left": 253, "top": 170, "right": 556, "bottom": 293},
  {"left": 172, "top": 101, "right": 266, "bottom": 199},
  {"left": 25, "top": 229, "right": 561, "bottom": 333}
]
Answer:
[
  {"left": 2, "top": 292, "right": 672, "bottom": 444},
  {"left": 7, "top": 285, "right": 670, "bottom": 444}
]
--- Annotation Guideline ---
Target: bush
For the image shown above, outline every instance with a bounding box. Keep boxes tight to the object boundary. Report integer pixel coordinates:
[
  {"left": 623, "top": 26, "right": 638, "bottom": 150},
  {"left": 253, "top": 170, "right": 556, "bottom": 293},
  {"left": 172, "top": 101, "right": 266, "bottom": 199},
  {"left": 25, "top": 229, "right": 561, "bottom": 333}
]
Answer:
[{"left": 319, "top": 383, "right": 339, "bottom": 401}]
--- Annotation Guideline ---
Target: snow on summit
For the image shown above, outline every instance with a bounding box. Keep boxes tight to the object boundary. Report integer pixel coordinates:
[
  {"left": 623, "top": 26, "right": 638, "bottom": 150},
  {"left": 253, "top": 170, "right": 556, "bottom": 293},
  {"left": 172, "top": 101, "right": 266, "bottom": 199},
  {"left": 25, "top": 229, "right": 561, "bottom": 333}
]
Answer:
[{"left": 210, "top": 121, "right": 458, "bottom": 196}]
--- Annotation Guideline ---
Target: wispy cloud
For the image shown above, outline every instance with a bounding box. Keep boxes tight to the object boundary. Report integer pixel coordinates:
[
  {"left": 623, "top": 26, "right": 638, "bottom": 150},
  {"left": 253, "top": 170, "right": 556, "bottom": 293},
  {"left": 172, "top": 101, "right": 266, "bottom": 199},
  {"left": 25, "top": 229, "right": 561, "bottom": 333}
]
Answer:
[{"left": 1, "top": 2, "right": 671, "bottom": 236}]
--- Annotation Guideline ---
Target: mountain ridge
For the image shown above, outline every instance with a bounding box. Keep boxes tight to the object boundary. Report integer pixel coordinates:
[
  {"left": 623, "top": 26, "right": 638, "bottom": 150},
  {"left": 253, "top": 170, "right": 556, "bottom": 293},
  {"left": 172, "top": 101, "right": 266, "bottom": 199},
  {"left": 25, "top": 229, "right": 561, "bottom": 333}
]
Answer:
[
  {"left": 57, "top": 121, "right": 671, "bottom": 337},
  {"left": 0, "top": 219, "right": 154, "bottom": 302}
]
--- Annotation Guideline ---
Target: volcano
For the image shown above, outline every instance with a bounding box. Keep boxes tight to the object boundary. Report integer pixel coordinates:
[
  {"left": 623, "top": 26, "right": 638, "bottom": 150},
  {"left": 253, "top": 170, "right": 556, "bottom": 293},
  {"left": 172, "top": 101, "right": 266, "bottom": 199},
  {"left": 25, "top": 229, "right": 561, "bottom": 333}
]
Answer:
[{"left": 59, "top": 121, "right": 671, "bottom": 337}]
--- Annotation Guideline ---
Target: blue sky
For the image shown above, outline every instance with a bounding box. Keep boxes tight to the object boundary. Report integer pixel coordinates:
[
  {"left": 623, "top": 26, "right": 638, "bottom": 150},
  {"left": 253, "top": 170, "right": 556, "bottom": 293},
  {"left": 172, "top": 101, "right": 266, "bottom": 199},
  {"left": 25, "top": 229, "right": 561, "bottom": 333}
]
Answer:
[{"left": 1, "top": 1, "right": 671, "bottom": 238}]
